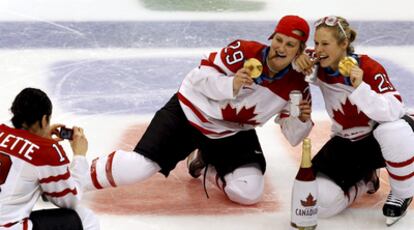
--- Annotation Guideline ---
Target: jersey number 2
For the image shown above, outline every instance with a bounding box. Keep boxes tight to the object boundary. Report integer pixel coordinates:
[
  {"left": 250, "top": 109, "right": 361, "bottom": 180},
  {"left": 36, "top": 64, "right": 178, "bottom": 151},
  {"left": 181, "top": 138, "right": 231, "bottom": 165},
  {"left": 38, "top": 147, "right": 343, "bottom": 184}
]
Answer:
[
  {"left": 374, "top": 73, "right": 394, "bottom": 92},
  {"left": 0, "top": 153, "right": 12, "bottom": 186},
  {"left": 224, "top": 41, "right": 244, "bottom": 65}
]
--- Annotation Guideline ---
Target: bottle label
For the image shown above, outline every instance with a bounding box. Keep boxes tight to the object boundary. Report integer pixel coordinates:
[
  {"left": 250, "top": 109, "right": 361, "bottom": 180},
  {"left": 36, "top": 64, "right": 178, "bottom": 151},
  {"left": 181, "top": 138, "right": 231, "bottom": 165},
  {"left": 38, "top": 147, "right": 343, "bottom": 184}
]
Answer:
[{"left": 291, "top": 180, "right": 318, "bottom": 228}]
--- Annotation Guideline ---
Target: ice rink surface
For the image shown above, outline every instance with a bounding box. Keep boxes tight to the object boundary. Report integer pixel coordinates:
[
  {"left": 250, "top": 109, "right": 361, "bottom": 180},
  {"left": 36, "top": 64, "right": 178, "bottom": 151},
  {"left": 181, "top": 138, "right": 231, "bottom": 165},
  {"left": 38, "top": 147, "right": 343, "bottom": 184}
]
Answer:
[{"left": 1, "top": 0, "right": 414, "bottom": 229}]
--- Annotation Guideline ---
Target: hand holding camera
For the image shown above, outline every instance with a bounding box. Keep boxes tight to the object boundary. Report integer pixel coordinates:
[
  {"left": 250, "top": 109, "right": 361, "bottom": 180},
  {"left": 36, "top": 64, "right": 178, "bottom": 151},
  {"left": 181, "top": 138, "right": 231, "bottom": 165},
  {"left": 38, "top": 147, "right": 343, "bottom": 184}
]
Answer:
[
  {"left": 69, "top": 126, "right": 88, "bottom": 156},
  {"left": 49, "top": 124, "right": 88, "bottom": 156}
]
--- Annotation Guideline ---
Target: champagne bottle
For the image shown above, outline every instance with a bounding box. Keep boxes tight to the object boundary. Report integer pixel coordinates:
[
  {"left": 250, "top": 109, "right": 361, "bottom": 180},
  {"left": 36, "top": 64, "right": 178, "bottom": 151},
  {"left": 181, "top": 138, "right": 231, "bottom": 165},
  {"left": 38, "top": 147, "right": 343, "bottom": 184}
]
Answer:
[{"left": 291, "top": 138, "right": 318, "bottom": 230}]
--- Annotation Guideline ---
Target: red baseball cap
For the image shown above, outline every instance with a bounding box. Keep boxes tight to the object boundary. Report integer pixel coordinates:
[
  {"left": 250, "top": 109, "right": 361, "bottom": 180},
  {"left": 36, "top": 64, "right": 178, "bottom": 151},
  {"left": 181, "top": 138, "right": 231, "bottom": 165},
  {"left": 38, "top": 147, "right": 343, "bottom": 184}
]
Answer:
[{"left": 268, "top": 15, "right": 310, "bottom": 42}]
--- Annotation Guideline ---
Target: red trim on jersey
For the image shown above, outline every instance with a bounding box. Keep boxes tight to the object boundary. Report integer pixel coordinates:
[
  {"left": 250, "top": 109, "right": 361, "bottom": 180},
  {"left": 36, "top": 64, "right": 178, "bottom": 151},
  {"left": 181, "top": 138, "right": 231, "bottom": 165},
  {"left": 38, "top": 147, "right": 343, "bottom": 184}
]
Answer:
[
  {"left": 90, "top": 158, "right": 103, "bottom": 189},
  {"left": 39, "top": 168, "right": 71, "bottom": 183},
  {"left": 177, "top": 92, "right": 210, "bottom": 123},
  {"left": 188, "top": 120, "right": 233, "bottom": 136},
  {"left": 200, "top": 60, "right": 226, "bottom": 75},
  {"left": 394, "top": 94, "right": 402, "bottom": 102},
  {"left": 0, "top": 124, "right": 55, "bottom": 145},
  {"left": 23, "top": 219, "right": 28, "bottom": 230},
  {"left": 1, "top": 218, "right": 29, "bottom": 228},
  {"left": 279, "top": 113, "right": 289, "bottom": 119},
  {"left": 262, "top": 70, "right": 309, "bottom": 101},
  {"left": 1, "top": 221, "right": 18, "bottom": 227},
  {"left": 0, "top": 124, "right": 69, "bottom": 167},
  {"left": 200, "top": 53, "right": 226, "bottom": 75},
  {"left": 387, "top": 170, "right": 414, "bottom": 181},
  {"left": 43, "top": 188, "right": 78, "bottom": 197},
  {"left": 106, "top": 151, "right": 117, "bottom": 188},
  {"left": 386, "top": 155, "right": 414, "bottom": 168}
]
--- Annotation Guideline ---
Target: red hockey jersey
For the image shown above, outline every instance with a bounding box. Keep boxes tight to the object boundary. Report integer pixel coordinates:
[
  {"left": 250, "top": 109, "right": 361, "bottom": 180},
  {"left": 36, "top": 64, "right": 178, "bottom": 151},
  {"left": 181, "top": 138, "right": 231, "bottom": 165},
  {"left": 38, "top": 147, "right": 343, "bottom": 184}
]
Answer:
[
  {"left": 0, "top": 124, "right": 88, "bottom": 229},
  {"left": 178, "top": 39, "right": 313, "bottom": 145}
]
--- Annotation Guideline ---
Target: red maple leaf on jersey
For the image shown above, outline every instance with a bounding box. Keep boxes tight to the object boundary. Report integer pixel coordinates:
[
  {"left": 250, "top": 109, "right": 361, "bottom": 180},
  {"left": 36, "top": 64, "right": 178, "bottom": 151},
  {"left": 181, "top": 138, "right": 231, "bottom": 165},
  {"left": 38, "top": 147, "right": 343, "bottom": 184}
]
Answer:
[
  {"left": 332, "top": 99, "right": 370, "bottom": 130},
  {"left": 221, "top": 104, "right": 259, "bottom": 125}
]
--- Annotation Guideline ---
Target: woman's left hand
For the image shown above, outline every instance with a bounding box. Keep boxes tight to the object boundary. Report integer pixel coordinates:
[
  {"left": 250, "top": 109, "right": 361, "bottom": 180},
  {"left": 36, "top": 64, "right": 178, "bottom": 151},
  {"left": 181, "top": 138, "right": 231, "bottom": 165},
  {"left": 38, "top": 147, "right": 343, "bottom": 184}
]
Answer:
[
  {"left": 298, "top": 100, "right": 312, "bottom": 122},
  {"left": 233, "top": 68, "right": 254, "bottom": 96},
  {"left": 349, "top": 65, "right": 364, "bottom": 88}
]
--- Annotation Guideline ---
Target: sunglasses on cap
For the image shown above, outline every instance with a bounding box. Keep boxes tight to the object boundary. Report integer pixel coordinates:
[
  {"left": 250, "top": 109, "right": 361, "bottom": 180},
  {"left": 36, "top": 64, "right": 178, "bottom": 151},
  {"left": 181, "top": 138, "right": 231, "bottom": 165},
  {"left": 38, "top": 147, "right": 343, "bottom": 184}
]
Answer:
[{"left": 314, "top": 16, "right": 347, "bottom": 39}]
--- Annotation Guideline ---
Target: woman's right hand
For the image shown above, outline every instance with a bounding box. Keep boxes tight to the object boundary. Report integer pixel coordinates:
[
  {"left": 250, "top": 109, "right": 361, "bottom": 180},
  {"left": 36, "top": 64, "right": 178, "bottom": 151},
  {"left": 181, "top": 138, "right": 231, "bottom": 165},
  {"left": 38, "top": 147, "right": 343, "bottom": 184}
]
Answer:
[
  {"left": 294, "top": 54, "right": 314, "bottom": 75},
  {"left": 70, "top": 126, "right": 88, "bottom": 156},
  {"left": 233, "top": 68, "right": 254, "bottom": 96}
]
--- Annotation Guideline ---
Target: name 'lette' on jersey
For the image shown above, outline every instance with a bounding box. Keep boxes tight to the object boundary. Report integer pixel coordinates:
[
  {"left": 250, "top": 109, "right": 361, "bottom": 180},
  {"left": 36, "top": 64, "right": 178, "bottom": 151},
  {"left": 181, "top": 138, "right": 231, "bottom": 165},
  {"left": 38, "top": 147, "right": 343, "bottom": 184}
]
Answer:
[
  {"left": 0, "top": 131, "right": 39, "bottom": 160},
  {"left": 0, "top": 124, "right": 69, "bottom": 166}
]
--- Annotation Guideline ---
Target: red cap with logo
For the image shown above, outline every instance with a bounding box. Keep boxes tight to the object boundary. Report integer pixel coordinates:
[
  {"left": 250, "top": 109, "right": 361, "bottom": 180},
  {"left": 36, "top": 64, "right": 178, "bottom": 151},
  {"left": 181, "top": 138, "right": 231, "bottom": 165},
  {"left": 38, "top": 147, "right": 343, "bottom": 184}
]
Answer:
[{"left": 268, "top": 15, "right": 310, "bottom": 42}]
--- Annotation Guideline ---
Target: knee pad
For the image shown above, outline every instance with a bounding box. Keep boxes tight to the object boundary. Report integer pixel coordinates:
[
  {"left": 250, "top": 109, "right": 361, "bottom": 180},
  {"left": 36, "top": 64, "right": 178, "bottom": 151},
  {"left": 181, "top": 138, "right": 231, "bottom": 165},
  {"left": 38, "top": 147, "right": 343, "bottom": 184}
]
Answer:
[
  {"left": 111, "top": 150, "right": 160, "bottom": 186},
  {"left": 223, "top": 166, "right": 264, "bottom": 205},
  {"left": 374, "top": 119, "right": 414, "bottom": 198},
  {"left": 316, "top": 175, "right": 348, "bottom": 218},
  {"left": 374, "top": 119, "right": 414, "bottom": 162}
]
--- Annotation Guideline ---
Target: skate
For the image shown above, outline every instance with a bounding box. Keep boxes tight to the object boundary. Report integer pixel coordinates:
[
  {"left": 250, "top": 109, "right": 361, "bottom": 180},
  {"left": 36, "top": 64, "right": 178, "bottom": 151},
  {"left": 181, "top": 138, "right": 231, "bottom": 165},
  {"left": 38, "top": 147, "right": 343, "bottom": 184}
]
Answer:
[
  {"left": 186, "top": 150, "right": 205, "bottom": 178},
  {"left": 365, "top": 169, "right": 380, "bottom": 194},
  {"left": 383, "top": 192, "right": 413, "bottom": 226}
]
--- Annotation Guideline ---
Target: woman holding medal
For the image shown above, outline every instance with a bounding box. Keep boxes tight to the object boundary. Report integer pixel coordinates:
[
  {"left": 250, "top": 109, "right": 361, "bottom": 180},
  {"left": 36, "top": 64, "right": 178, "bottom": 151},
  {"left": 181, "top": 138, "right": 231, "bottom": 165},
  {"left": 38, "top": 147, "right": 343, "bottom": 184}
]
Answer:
[
  {"left": 86, "top": 15, "right": 313, "bottom": 206},
  {"left": 295, "top": 16, "right": 414, "bottom": 225}
]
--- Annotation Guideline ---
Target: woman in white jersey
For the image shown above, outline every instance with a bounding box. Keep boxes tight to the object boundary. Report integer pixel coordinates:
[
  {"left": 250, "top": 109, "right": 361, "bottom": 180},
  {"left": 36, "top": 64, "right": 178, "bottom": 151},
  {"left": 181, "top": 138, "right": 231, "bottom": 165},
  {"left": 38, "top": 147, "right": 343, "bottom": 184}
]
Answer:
[
  {"left": 87, "top": 15, "right": 313, "bottom": 206},
  {"left": 295, "top": 16, "right": 414, "bottom": 226}
]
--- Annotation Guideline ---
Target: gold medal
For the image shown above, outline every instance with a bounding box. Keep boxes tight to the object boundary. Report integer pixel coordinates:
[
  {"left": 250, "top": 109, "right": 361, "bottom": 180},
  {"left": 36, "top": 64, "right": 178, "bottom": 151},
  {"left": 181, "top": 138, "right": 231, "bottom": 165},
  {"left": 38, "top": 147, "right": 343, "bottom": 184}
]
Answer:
[
  {"left": 243, "top": 58, "right": 263, "bottom": 79},
  {"left": 338, "top": 56, "right": 357, "bottom": 76}
]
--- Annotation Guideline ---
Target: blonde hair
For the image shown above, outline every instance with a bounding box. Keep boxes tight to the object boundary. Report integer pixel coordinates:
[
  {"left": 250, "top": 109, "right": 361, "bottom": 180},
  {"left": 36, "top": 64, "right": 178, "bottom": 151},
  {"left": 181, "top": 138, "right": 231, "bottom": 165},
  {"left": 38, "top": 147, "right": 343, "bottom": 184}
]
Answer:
[{"left": 315, "top": 16, "right": 357, "bottom": 54}]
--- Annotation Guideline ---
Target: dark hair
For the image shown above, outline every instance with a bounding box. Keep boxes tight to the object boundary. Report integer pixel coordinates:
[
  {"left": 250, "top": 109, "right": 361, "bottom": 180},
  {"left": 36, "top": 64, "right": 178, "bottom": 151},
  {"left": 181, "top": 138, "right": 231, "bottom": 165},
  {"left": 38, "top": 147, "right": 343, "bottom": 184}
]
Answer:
[{"left": 10, "top": 88, "right": 52, "bottom": 129}]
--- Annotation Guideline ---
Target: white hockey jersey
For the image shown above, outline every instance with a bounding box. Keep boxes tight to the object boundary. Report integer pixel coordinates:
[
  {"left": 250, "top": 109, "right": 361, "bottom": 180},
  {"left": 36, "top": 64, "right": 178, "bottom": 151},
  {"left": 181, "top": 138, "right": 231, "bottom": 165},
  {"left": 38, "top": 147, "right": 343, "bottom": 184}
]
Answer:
[
  {"left": 313, "top": 54, "right": 405, "bottom": 140},
  {"left": 178, "top": 39, "right": 313, "bottom": 145},
  {"left": 0, "top": 124, "right": 88, "bottom": 229}
]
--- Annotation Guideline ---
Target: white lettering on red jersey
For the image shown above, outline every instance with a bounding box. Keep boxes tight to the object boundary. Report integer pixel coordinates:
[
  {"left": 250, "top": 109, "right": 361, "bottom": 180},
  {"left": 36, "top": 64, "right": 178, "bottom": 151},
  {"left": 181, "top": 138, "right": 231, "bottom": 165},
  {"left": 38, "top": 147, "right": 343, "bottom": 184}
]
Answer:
[
  {"left": 314, "top": 54, "right": 405, "bottom": 140},
  {"left": 0, "top": 124, "right": 88, "bottom": 228},
  {"left": 178, "top": 39, "right": 313, "bottom": 145}
]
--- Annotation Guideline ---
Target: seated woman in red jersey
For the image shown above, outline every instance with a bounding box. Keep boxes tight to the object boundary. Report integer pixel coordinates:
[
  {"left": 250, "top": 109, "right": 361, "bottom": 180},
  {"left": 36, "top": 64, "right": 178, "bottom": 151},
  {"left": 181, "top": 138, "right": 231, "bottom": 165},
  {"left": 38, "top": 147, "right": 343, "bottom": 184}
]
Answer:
[
  {"left": 294, "top": 16, "right": 414, "bottom": 226},
  {"left": 0, "top": 88, "right": 99, "bottom": 230},
  {"left": 86, "top": 15, "right": 313, "bottom": 206}
]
